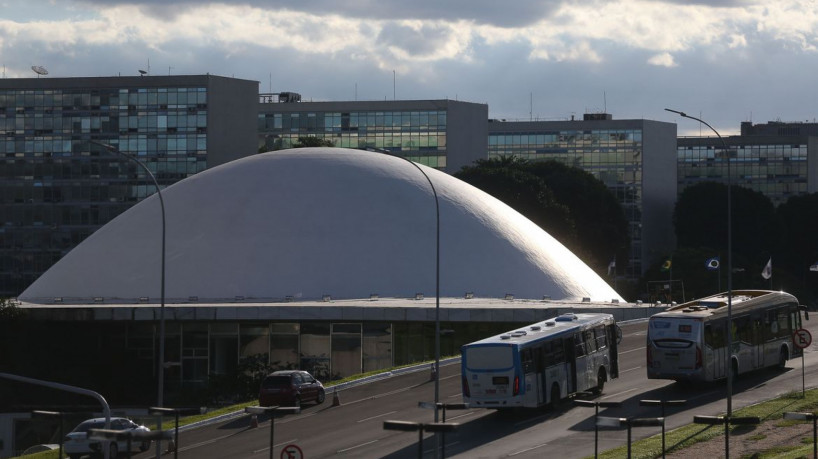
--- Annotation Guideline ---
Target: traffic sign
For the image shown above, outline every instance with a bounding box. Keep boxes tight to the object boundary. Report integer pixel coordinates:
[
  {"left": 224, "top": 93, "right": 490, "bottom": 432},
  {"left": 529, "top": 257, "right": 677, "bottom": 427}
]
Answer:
[
  {"left": 793, "top": 328, "right": 812, "bottom": 349},
  {"left": 281, "top": 444, "right": 303, "bottom": 459}
]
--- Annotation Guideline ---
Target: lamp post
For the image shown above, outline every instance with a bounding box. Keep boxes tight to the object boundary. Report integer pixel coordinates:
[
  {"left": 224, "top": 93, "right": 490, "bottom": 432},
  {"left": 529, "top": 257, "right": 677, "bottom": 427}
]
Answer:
[
  {"left": 245, "top": 406, "right": 300, "bottom": 459},
  {"left": 664, "top": 109, "right": 734, "bottom": 417},
  {"left": 367, "top": 148, "right": 441, "bottom": 439},
  {"left": 91, "top": 139, "right": 166, "bottom": 456},
  {"left": 31, "top": 410, "right": 64, "bottom": 459}
]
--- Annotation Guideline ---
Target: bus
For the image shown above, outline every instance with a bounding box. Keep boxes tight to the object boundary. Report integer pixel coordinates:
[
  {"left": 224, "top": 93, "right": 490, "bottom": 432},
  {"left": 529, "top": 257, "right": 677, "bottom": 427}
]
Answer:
[
  {"left": 646, "top": 290, "right": 809, "bottom": 382},
  {"left": 461, "top": 312, "right": 620, "bottom": 409}
]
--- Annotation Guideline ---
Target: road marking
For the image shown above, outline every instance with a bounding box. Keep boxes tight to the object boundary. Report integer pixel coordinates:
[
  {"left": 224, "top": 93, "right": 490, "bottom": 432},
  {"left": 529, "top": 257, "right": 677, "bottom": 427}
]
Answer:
[
  {"left": 336, "top": 439, "right": 379, "bottom": 453},
  {"left": 508, "top": 442, "right": 550, "bottom": 456},
  {"left": 514, "top": 412, "right": 554, "bottom": 428},
  {"left": 619, "top": 366, "right": 643, "bottom": 374},
  {"left": 357, "top": 410, "right": 398, "bottom": 423},
  {"left": 251, "top": 438, "right": 298, "bottom": 454},
  {"left": 603, "top": 387, "right": 640, "bottom": 399},
  {"left": 620, "top": 346, "right": 645, "bottom": 355},
  {"left": 447, "top": 411, "right": 477, "bottom": 422}
]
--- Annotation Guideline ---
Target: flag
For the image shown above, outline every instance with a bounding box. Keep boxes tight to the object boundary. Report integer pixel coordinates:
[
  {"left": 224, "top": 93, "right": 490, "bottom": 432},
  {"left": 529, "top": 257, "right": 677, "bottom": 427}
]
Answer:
[
  {"left": 660, "top": 259, "right": 672, "bottom": 272},
  {"left": 705, "top": 257, "right": 720, "bottom": 270},
  {"left": 607, "top": 259, "right": 616, "bottom": 276},
  {"left": 810, "top": 262, "right": 818, "bottom": 272},
  {"left": 761, "top": 258, "right": 772, "bottom": 280}
]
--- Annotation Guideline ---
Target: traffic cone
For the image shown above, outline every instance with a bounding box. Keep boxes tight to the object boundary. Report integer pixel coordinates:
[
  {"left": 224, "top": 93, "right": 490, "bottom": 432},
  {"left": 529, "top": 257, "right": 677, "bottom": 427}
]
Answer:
[
  {"left": 430, "top": 363, "right": 437, "bottom": 381},
  {"left": 332, "top": 388, "right": 341, "bottom": 406},
  {"left": 249, "top": 414, "right": 259, "bottom": 428}
]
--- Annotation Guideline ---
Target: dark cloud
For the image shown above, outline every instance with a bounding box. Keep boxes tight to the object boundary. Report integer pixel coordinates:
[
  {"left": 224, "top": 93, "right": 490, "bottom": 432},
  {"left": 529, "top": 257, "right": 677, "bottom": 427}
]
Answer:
[{"left": 76, "top": 0, "right": 564, "bottom": 27}]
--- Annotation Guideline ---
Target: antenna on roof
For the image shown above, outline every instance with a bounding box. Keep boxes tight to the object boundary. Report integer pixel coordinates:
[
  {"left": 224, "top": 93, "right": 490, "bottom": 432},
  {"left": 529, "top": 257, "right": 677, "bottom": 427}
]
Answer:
[
  {"left": 138, "top": 69, "right": 148, "bottom": 76},
  {"left": 31, "top": 65, "right": 48, "bottom": 78}
]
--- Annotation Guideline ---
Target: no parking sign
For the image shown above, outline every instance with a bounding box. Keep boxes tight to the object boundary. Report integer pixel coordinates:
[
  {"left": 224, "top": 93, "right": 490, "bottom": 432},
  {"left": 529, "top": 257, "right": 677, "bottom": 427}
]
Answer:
[{"left": 794, "top": 328, "right": 812, "bottom": 349}]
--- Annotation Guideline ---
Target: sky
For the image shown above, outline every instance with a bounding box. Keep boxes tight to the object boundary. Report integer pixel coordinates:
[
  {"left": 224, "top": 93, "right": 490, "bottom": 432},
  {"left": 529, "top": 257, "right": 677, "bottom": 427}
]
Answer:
[{"left": 2, "top": 0, "right": 818, "bottom": 135}]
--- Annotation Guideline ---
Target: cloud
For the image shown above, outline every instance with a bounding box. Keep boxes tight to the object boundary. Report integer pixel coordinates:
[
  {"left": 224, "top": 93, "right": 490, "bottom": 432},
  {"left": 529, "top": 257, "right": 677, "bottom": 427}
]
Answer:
[{"left": 648, "top": 52, "right": 677, "bottom": 67}]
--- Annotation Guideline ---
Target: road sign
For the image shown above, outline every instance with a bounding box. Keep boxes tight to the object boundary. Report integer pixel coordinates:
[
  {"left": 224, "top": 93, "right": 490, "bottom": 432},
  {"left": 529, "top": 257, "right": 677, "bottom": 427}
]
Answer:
[
  {"left": 281, "top": 444, "right": 303, "bottom": 459},
  {"left": 794, "top": 328, "right": 812, "bottom": 349}
]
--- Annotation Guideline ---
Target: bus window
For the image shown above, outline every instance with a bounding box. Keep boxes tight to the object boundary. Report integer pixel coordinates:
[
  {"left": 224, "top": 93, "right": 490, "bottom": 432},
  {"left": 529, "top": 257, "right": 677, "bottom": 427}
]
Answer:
[
  {"left": 521, "top": 348, "right": 534, "bottom": 373},
  {"left": 584, "top": 330, "right": 597, "bottom": 353},
  {"left": 594, "top": 326, "right": 607, "bottom": 350},
  {"left": 705, "top": 321, "right": 726, "bottom": 348},
  {"left": 574, "top": 333, "right": 586, "bottom": 357},
  {"left": 778, "top": 309, "right": 792, "bottom": 336}
]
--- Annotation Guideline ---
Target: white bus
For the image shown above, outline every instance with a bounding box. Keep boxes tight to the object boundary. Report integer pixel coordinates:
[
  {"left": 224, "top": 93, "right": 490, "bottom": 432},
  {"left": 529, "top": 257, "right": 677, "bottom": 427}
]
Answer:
[
  {"left": 647, "top": 290, "right": 808, "bottom": 382},
  {"left": 461, "top": 313, "right": 620, "bottom": 409}
]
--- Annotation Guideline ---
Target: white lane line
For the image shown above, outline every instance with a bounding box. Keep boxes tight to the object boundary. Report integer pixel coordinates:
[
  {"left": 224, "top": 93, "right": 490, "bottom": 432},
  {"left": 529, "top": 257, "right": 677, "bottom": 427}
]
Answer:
[
  {"left": 602, "top": 387, "right": 641, "bottom": 399},
  {"left": 447, "top": 411, "right": 478, "bottom": 422},
  {"left": 620, "top": 346, "right": 646, "bottom": 355},
  {"left": 619, "top": 366, "right": 643, "bottom": 374},
  {"left": 508, "top": 442, "right": 550, "bottom": 456},
  {"left": 357, "top": 410, "right": 398, "bottom": 423},
  {"left": 337, "top": 439, "right": 380, "bottom": 453},
  {"left": 251, "top": 438, "right": 298, "bottom": 454}
]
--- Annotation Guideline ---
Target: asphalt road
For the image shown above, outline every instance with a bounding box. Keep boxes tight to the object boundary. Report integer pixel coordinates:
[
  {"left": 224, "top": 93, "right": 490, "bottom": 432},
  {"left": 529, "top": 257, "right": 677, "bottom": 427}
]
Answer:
[{"left": 132, "top": 318, "right": 818, "bottom": 459}]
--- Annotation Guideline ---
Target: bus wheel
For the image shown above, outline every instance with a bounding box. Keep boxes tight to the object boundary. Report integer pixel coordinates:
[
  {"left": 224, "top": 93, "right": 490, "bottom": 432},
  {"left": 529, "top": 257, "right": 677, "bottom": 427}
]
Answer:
[
  {"left": 550, "top": 383, "right": 561, "bottom": 409},
  {"left": 592, "top": 368, "right": 607, "bottom": 395},
  {"left": 778, "top": 347, "right": 789, "bottom": 370}
]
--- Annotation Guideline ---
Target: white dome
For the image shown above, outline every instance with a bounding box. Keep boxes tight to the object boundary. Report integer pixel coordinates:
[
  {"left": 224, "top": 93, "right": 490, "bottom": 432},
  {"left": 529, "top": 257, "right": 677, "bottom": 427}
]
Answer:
[{"left": 20, "top": 148, "right": 622, "bottom": 303}]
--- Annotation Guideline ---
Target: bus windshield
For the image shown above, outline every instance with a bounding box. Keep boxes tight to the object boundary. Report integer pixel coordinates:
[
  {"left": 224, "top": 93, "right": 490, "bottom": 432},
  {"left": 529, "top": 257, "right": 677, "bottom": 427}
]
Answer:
[{"left": 464, "top": 345, "right": 513, "bottom": 370}]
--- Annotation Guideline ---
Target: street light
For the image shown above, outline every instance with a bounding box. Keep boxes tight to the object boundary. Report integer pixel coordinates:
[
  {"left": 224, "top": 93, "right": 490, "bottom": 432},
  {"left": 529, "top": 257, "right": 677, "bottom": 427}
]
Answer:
[
  {"left": 664, "top": 109, "right": 734, "bottom": 418},
  {"left": 91, "top": 140, "right": 167, "bottom": 404},
  {"left": 367, "top": 148, "right": 441, "bottom": 428},
  {"left": 245, "top": 405, "right": 300, "bottom": 459},
  {"left": 383, "top": 420, "right": 459, "bottom": 459},
  {"left": 91, "top": 139, "right": 167, "bottom": 458},
  {"left": 31, "top": 410, "right": 64, "bottom": 459}
]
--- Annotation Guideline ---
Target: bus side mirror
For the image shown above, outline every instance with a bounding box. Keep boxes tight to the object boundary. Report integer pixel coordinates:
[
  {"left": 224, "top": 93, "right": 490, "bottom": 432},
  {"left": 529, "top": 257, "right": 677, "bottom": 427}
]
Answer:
[
  {"left": 616, "top": 326, "right": 623, "bottom": 344},
  {"left": 800, "top": 305, "right": 809, "bottom": 321}
]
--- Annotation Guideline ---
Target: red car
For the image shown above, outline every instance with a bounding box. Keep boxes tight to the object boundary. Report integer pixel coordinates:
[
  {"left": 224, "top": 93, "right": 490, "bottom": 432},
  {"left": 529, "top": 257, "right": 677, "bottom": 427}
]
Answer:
[{"left": 259, "top": 370, "right": 326, "bottom": 408}]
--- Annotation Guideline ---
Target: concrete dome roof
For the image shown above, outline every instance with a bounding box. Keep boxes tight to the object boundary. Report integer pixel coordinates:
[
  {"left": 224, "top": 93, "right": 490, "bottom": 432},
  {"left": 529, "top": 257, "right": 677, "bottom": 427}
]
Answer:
[{"left": 20, "top": 148, "right": 622, "bottom": 303}]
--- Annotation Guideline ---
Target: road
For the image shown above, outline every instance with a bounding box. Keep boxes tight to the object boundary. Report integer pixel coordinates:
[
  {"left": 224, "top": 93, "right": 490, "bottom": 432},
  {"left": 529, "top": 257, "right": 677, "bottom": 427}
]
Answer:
[{"left": 134, "top": 318, "right": 818, "bottom": 458}]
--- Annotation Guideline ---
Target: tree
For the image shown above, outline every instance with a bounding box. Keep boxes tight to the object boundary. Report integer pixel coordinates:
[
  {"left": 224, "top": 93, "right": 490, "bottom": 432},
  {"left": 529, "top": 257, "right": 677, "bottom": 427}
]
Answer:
[
  {"left": 455, "top": 157, "right": 629, "bottom": 274},
  {"left": 292, "top": 136, "right": 335, "bottom": 148},
  {"left": 774, "top": 193, "right": 818, "bottom": 306},
  {"left": 674, "top": 182, "right": 776, "bottom": 261}
]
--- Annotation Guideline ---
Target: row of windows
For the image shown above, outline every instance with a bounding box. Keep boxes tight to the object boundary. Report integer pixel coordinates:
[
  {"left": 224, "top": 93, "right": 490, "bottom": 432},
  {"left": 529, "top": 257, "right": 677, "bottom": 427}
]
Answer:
[
  {"left": 259, "top": 110, "right": 448, "bottom": 132},
  {"left": 488, "top": 150, "right": 642, "bottom": 167},
  {"left": 0, "top": 87, "right": 207, "bottom": 109},
  {"left": 263, "top": 133, "right": 446, "bottom": 152},
  {"left": 2, "top": 135, "right": 207, "bottom": 157},
  {"left": 2, "top": 112, "right": 206, "bottom": 132},
  {"left": 679, "top": 145, "right": 808, "bottom": 159},
  {"left": 489, "top": 130, "right": 643, "bottom": 146}
]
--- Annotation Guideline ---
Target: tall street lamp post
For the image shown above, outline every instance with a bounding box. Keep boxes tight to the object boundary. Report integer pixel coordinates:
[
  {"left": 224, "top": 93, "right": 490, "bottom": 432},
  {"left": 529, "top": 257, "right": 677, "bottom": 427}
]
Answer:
[
  {"left": 368, "top": 149, "right": 441, "bottom": 430},
  {"left": 663, "top": 110, "right": 734, "bottom": 417},
  {"left": 91, "top": 140, "right": 167, "bottom": 454}
]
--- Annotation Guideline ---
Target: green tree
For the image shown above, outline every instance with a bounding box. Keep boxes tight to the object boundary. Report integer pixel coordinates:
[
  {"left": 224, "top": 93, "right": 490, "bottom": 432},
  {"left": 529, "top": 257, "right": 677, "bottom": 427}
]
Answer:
[
  {"left": 455, "top": 157, "right": 629, "bottom": 275},
  {"left": 674, "top": 182, "right": 776, "bottom": 261},
  {"left": 775, "top": 193, "right": 818, "bottom": 306},
  {"left": 292, "top": 136, "right": 335, "bottom": 148}
]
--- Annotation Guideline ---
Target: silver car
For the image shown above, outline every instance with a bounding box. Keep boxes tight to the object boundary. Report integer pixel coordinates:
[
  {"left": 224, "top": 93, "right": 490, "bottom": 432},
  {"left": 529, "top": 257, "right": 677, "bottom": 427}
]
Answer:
[{"left": 64, "top": 417, "right": 151, "bottom": 459}]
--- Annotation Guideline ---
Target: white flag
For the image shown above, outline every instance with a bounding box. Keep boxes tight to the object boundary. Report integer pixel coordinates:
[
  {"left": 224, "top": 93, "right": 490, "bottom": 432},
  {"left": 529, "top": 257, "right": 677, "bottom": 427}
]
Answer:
[
  {"left": 607, "top": 259, "right": 616, "bottom": 276},
  {"left": 761, "top": 258, "right": 772, "bottom": 280},
  {"left": 811, "top": 262, "right": 818, "bottom": 272}
]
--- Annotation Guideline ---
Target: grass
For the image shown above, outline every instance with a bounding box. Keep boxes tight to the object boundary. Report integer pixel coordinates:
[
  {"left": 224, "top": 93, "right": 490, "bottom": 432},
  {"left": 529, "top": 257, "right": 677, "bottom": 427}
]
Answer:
[{"left": 589, "top": 389, "right": 818, "bottom": 459}]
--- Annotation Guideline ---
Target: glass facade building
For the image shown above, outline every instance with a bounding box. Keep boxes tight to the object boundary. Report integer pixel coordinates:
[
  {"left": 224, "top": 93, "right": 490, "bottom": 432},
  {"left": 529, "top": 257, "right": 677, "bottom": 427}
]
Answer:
[
  {"left": 488, "top": 115, "right": 678, "bottom": 278},
  {"left": 678, "top": 121, "right": 818, "bottom": 206},
  {"left": 258, "top": 97, "right": 487, "bottom": 172},
  {"left": 0, "top": 75, "right": 258, "bottom": 298}
]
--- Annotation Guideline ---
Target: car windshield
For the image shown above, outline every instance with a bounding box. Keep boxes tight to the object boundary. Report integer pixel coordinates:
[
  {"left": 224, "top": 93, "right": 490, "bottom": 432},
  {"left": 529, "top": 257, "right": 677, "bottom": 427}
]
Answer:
[{"left": 262, "top": 376, "right": 291, "bottom": 388}]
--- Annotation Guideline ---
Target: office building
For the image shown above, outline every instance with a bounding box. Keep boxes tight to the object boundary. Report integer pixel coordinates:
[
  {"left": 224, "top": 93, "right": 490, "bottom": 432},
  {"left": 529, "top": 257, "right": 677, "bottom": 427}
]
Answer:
[
  {"left": 0, "top": 75, "right": 259, "bottom": 298},
  {"left": 257, "top": 96, "right": 488, "bottom": 173},
  {"left": 678, "top": 120, "right": 818, "bottom": 206},
  {"left": 487, "top": 114, "right": 678, "bottom": 278}
]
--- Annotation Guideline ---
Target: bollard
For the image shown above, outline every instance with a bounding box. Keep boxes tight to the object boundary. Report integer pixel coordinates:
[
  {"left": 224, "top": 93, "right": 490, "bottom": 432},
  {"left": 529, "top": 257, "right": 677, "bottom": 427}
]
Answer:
[
  {"left": 249, "top": 414, "right": 259, "bottom": 428},
  {"left": 332, "top": 388, "right": 341, "bottom": 407},
  {"left": 430, "top": 363, "right": 437, "bottom": 381},
  {"left": 166, "top": 437, "right": 176, "bottom": 453}
]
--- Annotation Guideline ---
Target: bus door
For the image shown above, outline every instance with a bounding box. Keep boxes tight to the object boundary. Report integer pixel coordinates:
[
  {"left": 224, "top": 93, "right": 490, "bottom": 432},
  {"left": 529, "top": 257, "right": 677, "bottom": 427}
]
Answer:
[
  {"left": 704, "top": 322, "right": 726, "bottom": 380},
  {"left": 521, "top": 347, "right": 543, "bottom": 407},
  {"left": 752, "top": 315, "right": 764, "bottom": 369},
  {"left": 573, "top": 332, "right": 590, "bottom": 391},
  {"left": 564, "top": 336, "right": 577, "bottom": 393},
  {"left": 607, "top": 323, "right": 620, "bottom": 378}
]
